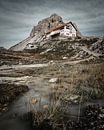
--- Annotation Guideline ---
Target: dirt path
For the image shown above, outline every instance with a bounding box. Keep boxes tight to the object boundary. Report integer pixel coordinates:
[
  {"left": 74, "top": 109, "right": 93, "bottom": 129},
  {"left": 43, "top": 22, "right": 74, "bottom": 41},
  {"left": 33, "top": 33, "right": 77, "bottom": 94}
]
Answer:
[
  {"left": 62, "top": 56, "right": 94, "bottom": 65},
  {"left": 0, "top": 56, "right": 94, "bottom": 71},
  {"left": 0, "top": 63, "right": 49, "bottom": 70}
]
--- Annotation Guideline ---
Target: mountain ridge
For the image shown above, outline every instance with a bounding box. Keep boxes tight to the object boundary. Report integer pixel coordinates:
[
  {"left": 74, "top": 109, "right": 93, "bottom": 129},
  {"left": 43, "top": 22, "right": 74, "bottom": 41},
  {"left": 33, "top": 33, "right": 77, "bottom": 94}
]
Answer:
[{"left": 9, "top": 14, "right": 82, "bottom": 51}]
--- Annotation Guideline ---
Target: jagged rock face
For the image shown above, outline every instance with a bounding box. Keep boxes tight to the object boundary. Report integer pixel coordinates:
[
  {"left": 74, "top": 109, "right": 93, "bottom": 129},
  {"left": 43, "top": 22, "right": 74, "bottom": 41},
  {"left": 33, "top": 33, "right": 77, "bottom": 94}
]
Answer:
[
  {"left": 9, "top": 14, "right": 82, "bottom": 51},
  {"left": 30, "top": 14, "right": 63, "bottom": 37}
]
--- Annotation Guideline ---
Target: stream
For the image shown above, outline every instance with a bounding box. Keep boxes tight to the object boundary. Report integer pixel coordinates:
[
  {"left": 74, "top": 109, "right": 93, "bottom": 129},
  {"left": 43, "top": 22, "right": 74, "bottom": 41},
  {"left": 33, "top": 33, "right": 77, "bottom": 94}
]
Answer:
[
  {"left": 0, "top": 76, "right": 54, "bottom": 130},
  {"left": 0, "top": 76, "right": 104, "bottom": 130}
]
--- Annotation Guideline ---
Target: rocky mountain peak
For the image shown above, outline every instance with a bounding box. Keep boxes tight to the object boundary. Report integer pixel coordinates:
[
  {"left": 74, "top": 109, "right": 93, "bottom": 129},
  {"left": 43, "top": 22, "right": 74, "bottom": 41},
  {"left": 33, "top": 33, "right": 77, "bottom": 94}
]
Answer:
[
  {"left": 9, "top": 14, "right": 82, "bottom": 51},
  {"left": 50, "top": 13, "right": 63, "bottom": 22},
  {"left": 30, "top": 14, "right": 63, "bottom": 37}
]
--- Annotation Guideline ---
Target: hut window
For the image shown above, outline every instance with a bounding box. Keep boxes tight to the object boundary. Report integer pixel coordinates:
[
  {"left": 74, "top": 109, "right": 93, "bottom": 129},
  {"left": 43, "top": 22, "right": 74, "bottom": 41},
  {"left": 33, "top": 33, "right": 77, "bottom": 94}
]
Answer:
[
  {"left": 52, "top": 19, "right": 54, "bottom": 23},
  {"left": 48, "top": 23, "right": 51, "bottom": 28}
]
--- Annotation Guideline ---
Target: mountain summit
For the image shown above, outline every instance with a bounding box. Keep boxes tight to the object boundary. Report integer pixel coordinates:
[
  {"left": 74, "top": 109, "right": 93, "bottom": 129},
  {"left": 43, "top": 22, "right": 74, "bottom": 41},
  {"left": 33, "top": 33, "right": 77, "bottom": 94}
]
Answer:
[
  {"left": 10, "top": 14, "right": 82, "bottom": 51},
  {"left": 30, "top": 13, "right": 64, "bottom": 37}
]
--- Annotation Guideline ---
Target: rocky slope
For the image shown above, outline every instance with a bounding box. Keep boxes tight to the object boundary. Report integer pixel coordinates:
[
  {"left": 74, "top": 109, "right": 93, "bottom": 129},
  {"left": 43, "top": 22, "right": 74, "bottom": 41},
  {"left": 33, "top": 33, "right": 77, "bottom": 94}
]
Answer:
[
  {"left": 1, "top": 37, "right": 104, "bottom": 66},
  {"left": 9, "top": 14, "right": 82, "bottom": 51},
  {"left": 31, "top": 37, "right": 104, "bottom": 62}
]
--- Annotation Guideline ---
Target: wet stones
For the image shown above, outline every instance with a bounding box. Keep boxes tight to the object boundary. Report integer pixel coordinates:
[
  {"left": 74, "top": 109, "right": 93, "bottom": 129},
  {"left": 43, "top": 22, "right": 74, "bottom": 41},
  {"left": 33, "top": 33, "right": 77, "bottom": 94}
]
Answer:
[{"left": 30, "top": 98, "right": 38, "bottom": 104}]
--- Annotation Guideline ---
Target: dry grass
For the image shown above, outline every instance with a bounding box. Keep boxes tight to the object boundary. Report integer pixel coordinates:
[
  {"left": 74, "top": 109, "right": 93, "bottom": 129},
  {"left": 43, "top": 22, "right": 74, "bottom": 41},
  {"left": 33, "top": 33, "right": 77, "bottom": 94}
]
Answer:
[
  {"left": 36, "top": 62, "right": 104, "bottom": 103},
  {"left": 58, "top": 62, "right": 104, "bottom": 102}
]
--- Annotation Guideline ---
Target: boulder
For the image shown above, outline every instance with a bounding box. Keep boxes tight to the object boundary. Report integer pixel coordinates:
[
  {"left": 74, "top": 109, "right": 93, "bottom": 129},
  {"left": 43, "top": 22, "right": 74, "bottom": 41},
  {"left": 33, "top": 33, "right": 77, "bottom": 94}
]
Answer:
[{"left": 49, "top": 78, "right": 59, "bottom": 83}]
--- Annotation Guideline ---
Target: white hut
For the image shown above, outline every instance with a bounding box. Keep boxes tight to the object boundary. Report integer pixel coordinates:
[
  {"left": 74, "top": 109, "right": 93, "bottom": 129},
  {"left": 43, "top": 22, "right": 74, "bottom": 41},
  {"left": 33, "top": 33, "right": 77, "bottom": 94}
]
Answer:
[{"left": 46, "top": 22, "right": 77, "bottom": 39}]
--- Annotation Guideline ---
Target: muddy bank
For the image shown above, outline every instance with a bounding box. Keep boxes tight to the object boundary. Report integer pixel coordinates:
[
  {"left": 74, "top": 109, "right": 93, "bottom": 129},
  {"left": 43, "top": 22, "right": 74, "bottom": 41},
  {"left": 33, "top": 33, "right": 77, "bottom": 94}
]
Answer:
[
  {"left": 0, "top": 112, "right": 33, "bottom": 130},
  {"left": 0, "top": 83, "right": 28, "bottom": 113}
]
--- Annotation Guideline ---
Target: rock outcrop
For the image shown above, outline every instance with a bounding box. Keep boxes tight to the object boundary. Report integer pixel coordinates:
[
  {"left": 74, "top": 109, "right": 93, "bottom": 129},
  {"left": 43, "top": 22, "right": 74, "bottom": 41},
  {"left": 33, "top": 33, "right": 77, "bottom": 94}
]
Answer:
[
  {"left": 9, "top": 14, "right": 82, "bottom": 51},
  {"left": 30, "top": 13, "right": 63, "bottom": 37}
]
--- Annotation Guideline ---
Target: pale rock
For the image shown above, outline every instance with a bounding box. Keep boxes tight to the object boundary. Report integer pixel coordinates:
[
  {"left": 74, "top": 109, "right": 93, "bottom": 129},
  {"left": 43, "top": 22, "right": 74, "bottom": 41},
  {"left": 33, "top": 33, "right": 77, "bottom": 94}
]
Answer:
[
  {"left": 43, "top": 104, "right": 49, "bottom": 109},
  {"left": 48, "top": 60, "right": 55, "bottom": 65},
  {"left": 49, "top": 78, "right": 59, "bottom": 83},
  {"left": 69, "top": 95, "right": 79, "bottom": 101},
  {"left": 40, "top": 48, "right": 52, "bottom": 54},
  {"left": 62, "top": 56, "right": 68, "bottom": 60}
]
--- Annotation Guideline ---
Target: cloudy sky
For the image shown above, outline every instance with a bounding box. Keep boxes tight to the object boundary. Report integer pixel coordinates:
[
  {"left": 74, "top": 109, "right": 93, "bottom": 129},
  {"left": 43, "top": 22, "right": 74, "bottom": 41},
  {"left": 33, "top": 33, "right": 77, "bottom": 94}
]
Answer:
[{"left": 0, "top": 0, "right": 104, "bottom": 48}]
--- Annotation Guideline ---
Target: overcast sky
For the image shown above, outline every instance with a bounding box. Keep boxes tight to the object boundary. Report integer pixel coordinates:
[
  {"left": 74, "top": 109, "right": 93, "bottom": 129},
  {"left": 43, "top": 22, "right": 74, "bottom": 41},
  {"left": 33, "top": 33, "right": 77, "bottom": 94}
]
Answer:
[{"left": 0, "top": 0, "right": 104, "bottom": 48}]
